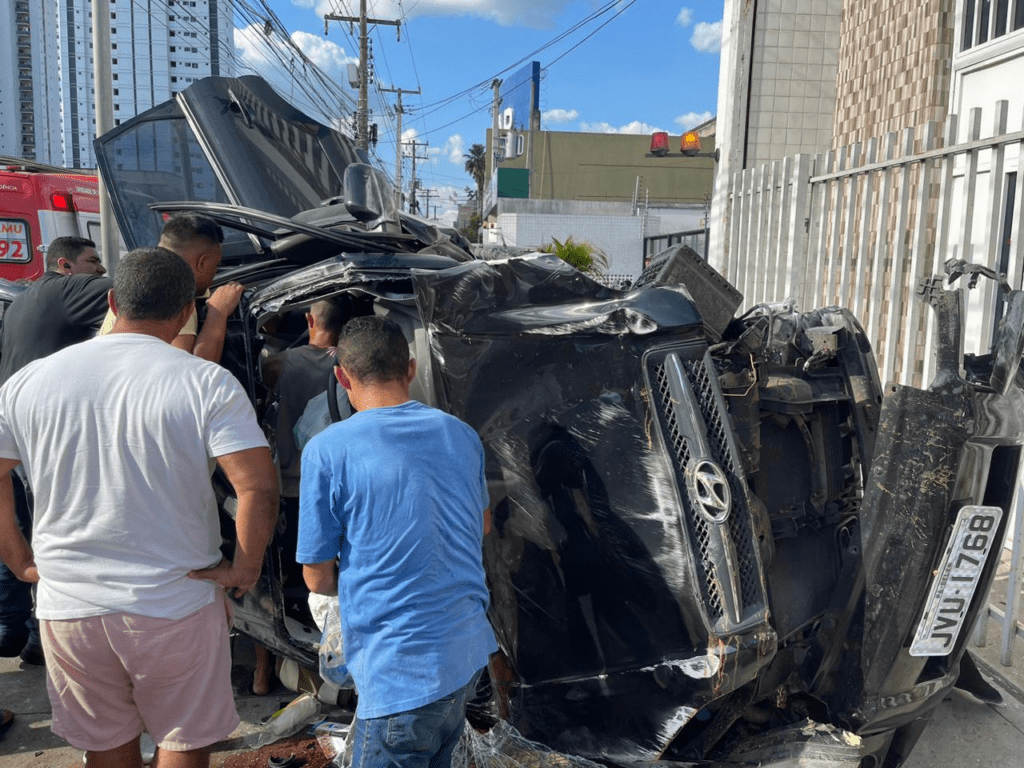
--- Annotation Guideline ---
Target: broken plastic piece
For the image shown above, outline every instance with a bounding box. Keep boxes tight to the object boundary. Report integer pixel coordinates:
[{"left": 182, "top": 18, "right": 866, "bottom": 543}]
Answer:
[
  {"left": 452, "top": 721, "right": 604, "bottom": 768},
  {"left": 244, "top": 694, "right": 322, "bottom": 749}
]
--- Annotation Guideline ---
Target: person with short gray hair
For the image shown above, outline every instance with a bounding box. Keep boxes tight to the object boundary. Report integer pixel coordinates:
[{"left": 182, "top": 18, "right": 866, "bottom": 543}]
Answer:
[
  {"left": 0, "top": 246, "right": 279, "bottom": 768},
  {"left": 110, "top": 246, "right": 195, "bottom": 323}
]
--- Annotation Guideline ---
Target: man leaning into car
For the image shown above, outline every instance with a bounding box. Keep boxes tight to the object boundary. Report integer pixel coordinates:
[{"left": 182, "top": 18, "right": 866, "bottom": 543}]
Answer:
[
  {"left": 0, "top": 247, "right": 278, "bottom": 768},
  {"left": 297, "top": 315, "right": 495, "bottom": 768}
]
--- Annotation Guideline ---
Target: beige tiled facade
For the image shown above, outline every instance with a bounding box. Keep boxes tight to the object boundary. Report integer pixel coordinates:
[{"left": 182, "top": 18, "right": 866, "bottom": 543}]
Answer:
[
  {"left": 745, "top": 0, "right": 843, "bottom": 165},
  {"left": 832, "top": 0, "right": 955, "bottom": 150}
]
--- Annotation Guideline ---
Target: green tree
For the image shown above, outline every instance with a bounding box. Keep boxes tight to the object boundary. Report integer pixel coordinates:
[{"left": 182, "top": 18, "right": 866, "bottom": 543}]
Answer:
[
  {"left": 541, "top": 237, "right": 608, "bottom": 277},
  {"left": 463, "top": 144, "right": 487, "bottom": 212}
]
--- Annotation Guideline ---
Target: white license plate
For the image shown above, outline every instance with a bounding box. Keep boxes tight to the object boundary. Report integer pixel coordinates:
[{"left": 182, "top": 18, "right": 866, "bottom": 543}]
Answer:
[{"left": 910, "top": 505, "right": 1002, "bottom": 656}]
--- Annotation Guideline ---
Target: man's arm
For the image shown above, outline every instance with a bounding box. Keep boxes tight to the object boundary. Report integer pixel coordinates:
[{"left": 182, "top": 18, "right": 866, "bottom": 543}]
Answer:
[
  {"left": 0, "top": 458, "right": 36, "bottom": 584},
  {"left": 189, "top": 446, "right": 279, "bottom": 596},
  {"left": 63, "top": 275, "right": 114, "bottom": 331},
  {"left": 303, "top": 561, "right": 338, "bottom": 596},
  {"left": 192, "top": 283, "right": 244, "bottom": 363}
]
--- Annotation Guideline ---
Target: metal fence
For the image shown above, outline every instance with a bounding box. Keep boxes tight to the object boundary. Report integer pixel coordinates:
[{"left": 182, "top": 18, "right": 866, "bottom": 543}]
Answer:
[
  {"left": 716, "top": 100, "right": 1024, "bottom": 667},
  {"left": 644, "top": 228, "right": 708, "bottom": 266}
]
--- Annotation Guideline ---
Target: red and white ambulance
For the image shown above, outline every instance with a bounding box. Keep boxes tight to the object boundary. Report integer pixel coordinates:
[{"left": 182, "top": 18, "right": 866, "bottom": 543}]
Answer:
[{"left": 0, "top": 157, "right": 102, "bottom": 282}]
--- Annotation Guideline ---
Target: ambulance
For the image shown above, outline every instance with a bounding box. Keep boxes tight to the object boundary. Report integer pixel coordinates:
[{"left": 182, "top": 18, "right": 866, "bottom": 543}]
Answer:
[{"left": 0, "top": 156, "right": 102, "bottom": 281}]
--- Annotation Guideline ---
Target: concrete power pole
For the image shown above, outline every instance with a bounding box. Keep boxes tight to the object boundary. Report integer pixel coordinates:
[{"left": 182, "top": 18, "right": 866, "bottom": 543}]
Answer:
[
  {"left": 407, "top": 139, "right": 428, "bottom": 215},
  {"left": 325, "top": 5, "right": 400, "bottom": 150},
  {"left": 489, "top": 79, "right": 502, "bottom": 215},
  {"left": 381, "top": 85, "right": 419, "bottom": 210},
  {"left": 91, "top": 0, "right": 119, "bottom": 272},
  {"left": 420, "top": 187, "right": 434, "bottom": 220}
]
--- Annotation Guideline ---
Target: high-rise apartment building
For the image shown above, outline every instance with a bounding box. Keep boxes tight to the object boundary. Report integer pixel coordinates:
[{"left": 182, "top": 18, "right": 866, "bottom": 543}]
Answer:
[{"left": 0, "top": 0, "right": 234, "bottom": 168}]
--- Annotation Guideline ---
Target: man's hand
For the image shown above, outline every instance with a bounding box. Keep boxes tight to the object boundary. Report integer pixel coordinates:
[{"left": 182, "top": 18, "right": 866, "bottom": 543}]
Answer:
[
  {"left": 11, "top": 560, "right": 39, "bottom": 584},
  {"left": 206, "top": 282, "right": 244, "bottom": 317},
  {"left": 188, "top": 558, "right": 262, "bottom": 598},
  {"left": 0, "top": 460, "right": 36, "bottom": 585}
]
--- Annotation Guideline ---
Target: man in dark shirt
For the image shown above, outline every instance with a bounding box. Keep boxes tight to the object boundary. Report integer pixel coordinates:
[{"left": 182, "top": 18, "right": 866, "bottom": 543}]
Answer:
[
  {"left": 0, "top": 236, "right": 111, "bottom": 386},
  {"left": 251, "top": 298, "right": 344, "bottom": 694},
  {"left": 0, "top": 236, "right": 111, "bottom": 665}
]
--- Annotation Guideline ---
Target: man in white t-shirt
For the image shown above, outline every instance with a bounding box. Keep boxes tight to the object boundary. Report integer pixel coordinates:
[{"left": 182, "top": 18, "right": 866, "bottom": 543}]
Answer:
[{"left": 0, "top": 247, "right": 279, "bottom": 768}]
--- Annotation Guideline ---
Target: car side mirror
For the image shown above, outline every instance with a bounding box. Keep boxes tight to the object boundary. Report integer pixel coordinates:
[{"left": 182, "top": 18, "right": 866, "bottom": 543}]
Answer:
[{"left": 343, "top": 163, "right": 398, "bottom": 230}]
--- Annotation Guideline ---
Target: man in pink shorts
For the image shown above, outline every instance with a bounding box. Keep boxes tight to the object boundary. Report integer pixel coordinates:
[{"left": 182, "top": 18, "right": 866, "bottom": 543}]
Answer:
[{"left": 0, "top": 247, "right": 279, "bottom": 768}]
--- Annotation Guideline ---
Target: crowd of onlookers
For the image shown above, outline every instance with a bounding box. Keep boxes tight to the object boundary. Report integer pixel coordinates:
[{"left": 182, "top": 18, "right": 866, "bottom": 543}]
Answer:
[{"left": 0, "top": 218, "right": 496, "bottom": 768}]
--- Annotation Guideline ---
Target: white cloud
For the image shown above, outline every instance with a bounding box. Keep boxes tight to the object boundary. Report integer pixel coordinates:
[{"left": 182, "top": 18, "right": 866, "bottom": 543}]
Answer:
[
  {"left": 691, "top": 20, "right": 722, "bottom": 53},
  {"left": 676, "top": 7, "right": 693, "bottom": 27},
  {"left": 291, "top": 30, "right": 358, "bottom": 76},
  {"left": 444, "top": 134, "right": 466, "bottom": 164},
  {"left": 674, "top": 111, "right": 713, "bottom": 130},
  {"left": 579, "top": 120, "right": 662, "bottom": 135},
  {"left": 424, "top": 135, "right": 465, "bottom": 165},
  {"left": 291, "top": 0, "right": 316, "bottom": 7},
  {"left": 543, "top": 108, "right": 579, "bottom": 124},
  {"left": 233, "top": 23, "right": 357, "bottom": 121},
  {"left": 314, "top": 0, "right": 573, "bottom": 28}
]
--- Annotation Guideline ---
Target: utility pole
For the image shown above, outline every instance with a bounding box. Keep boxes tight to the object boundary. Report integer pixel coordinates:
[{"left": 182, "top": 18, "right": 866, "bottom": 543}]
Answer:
[
  {"left": 325, "top": 4, "right": 400, "bottom": 150},
  {"left": 407, "top": 139, "right": 428, "bottom": 215},
  {"left": 420, "top": 187, "right": 434, "bottom": 220},
  {"left": 381, "top": 85, "right": 419, "bottom": 210},
  {"left": 92, "top": 0, "right": 118, "bottom": 272}
]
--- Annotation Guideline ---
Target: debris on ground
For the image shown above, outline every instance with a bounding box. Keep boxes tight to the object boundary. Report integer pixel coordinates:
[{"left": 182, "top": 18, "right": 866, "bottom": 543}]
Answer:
[
  {"left": 216, "top": 736, "right": 332, "bottom": 768},
  {"left": 453, "top": 721, "right": 604, "bottom": 768}
]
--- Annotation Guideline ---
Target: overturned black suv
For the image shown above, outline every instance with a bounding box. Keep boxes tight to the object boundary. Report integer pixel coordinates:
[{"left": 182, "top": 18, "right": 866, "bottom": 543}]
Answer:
[{"left": 89, "top": 76, "right": 1024, "bottom": 768}]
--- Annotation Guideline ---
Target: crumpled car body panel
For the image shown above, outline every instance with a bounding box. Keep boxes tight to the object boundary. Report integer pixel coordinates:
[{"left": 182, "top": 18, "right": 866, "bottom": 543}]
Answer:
[{"left": 81, "top": 75, "right": 1024, "bottom": 768}]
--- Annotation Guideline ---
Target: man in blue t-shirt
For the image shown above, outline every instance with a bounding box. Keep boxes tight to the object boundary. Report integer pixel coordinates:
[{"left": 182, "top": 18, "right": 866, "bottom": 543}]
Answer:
[{"left": 297, "top": 315, "right": 495, "bottom": 768}]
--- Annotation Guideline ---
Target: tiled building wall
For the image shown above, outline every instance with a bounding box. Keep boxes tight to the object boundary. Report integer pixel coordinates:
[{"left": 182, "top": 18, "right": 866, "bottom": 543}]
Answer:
[
  {"left": 496, "top": 212, "right": 647, "bottom": 281},
  {"left": 745, "top": 0, "right": 843, "bottom": 165},
  {"left": 833, "top": 0, "right": 954, "bottom": 149}
]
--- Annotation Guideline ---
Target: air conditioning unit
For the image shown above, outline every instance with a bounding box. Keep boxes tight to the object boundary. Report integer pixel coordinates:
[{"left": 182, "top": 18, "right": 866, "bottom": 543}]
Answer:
[
  {"left": 500, "top": 107, "right": 514, "bottom": 130},
  {"left": 503, "top": 133, "right": 525, "bottom": 159}
]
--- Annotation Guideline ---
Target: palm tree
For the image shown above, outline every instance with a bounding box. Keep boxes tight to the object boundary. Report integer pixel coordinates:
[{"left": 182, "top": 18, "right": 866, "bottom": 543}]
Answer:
[{"left": 464, "top": 144, "right": 487, "bottom": 214}]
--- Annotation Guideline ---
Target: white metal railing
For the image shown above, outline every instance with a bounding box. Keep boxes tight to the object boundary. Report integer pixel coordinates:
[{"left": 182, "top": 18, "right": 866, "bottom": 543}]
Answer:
[{"left": 719, "top": 100, "right": 1024, "bottom": 666}]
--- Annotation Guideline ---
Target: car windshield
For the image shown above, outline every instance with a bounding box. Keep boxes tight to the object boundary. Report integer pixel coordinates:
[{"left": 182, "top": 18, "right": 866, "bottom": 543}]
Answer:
[{"left": 94, "top": 76, "right": 366, "bottom": 252}]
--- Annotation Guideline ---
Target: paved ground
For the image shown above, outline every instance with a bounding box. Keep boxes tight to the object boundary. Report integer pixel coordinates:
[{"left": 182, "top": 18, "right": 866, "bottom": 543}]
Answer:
[
  {"left": 3, "top": 642, "right": 1024, "bottom": 767},
  {"left": 3, "top": 554, "right": 1024, "bottom": 768},
  {"left": 0, "top": 635, "right": 332, "bottom": 767}
]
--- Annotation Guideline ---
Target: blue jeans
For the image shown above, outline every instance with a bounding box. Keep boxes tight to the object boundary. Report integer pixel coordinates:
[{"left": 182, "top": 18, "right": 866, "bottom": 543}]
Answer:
[
  {"left": 350, "top": 669, "right": 482, "bottom": 768},
  {"left": 0, "top": 470, "right": 35, "bottom": 657}
]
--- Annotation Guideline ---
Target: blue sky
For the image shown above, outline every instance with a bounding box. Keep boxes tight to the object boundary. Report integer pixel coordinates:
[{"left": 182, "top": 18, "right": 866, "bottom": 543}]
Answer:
[{"left": 233, "top": 1, "right": 723, "bottom": 219}]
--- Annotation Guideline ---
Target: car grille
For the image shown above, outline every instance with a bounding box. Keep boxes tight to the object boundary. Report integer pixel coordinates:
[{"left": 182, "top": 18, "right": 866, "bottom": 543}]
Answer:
[{"left": 647, "top": 346, "right": 767, "bottom": 633}]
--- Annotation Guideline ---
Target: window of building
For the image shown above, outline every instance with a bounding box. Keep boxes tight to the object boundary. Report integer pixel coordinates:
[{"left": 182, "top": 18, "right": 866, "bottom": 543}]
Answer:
[
  {"left": 962, "top": 0, "right": 1024, "bottom": 51},
  {"left": 112, "top": 58, "right": 117, "bottom": 65},
  {"left": 170, "top": 46, "right": 175, "bottom": 52}
]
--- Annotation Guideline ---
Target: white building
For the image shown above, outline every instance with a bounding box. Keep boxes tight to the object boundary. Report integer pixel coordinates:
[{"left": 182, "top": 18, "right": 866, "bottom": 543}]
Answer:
[{"left": 0, "top": 0, "right": 234, "bottom": 168}]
